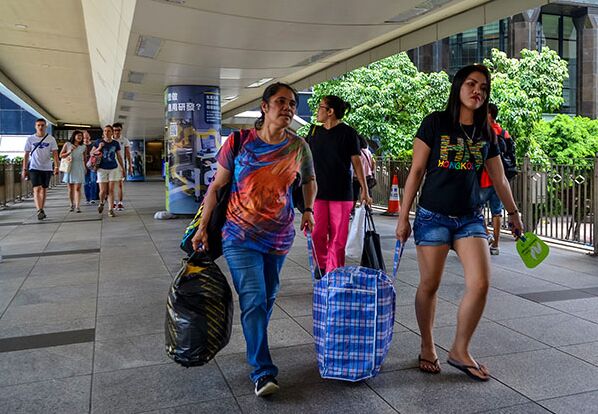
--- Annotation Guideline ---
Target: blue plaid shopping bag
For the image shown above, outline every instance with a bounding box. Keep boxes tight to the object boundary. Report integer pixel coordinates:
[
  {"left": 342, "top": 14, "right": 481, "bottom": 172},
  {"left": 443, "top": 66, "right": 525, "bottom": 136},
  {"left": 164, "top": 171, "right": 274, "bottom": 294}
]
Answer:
[{"left": 307, "top": 233, "right": 404, "bottom": 381}]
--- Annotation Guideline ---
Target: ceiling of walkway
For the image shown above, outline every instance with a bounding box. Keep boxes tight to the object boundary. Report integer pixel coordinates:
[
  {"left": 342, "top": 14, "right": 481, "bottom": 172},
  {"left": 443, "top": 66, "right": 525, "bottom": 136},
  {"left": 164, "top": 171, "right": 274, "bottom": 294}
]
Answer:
[{"left": 0, "top": 0, "right": 547, "bottom": 138}]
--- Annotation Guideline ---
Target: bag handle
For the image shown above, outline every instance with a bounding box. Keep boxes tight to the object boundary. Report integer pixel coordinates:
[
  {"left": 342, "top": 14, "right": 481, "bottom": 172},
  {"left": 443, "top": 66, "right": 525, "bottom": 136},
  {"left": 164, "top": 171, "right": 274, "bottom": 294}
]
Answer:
[
  {"left": 305, "top": 231, "right": 321, "bottom": 283},
  {"left": 305, "top": 231, "right": 405, "bottom": 282}
]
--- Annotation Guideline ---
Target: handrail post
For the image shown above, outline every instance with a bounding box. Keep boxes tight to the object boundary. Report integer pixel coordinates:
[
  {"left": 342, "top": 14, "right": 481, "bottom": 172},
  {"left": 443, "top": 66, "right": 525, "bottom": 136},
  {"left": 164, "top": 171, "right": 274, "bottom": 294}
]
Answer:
[{"left": 592, "top": 153, "right": 598, "bottom": 256}]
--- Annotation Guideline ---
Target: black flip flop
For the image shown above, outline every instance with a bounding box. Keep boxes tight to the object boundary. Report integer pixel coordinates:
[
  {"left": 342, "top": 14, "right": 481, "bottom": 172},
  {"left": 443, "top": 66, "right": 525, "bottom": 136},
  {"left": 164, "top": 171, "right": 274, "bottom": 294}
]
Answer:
[
  {"left": 447, "top": 358, "right": 490, "bottom": 382},
  {"left": 418, "top": 355, "right": 441, "bottom": 374}
]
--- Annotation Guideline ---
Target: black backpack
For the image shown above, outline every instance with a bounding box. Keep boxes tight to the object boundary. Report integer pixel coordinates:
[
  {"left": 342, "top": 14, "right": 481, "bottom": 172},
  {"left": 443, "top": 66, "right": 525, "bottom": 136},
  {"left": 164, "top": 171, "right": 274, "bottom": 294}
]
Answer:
[{"left": 497, "top": 127, "right": 517, "bottom": 180}]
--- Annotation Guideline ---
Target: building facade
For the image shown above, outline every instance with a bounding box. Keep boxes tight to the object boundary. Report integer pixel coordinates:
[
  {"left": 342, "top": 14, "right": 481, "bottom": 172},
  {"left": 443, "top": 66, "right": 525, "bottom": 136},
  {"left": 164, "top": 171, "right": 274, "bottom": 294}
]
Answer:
[{"left": 407, "top": 1, "right": 598, "bottom": 118}]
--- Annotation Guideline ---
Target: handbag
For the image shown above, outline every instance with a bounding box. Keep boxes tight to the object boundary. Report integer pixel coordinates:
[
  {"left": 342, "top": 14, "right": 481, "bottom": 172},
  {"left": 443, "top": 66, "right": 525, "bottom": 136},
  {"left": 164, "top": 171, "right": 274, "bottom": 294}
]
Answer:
[
  {"left": 59, "top": 145, "right": 72, "bottom": 173},
  {"left": 86, "top": 150, "right": 102, "bottom": 172},
  {"left": 345, "top": 204, "right": 366, "bottom": 258},
  {"left": 361, "top": 206, "right": 385, "bottom": 271},
  {"left": 180, "top": 131, "right": 243, "bottom": 260},
  {"left": 308, "top": 232, "right": 405, "bottom": 381}
]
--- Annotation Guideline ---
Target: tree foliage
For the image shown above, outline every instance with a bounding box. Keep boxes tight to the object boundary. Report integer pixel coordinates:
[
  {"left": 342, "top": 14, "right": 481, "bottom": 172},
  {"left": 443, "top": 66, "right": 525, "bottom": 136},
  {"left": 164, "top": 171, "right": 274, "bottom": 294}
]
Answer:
[
  {"left": 484, "top": 48, "right": 569, "bottom": 160},
  {"left": 529, "top": 115, "right": 598, "bottom": 166},
  {"left": 300, "top": 47, "right": 594, "bottom": 163},
  {"left": 298, "top": 53, "right": 450, "bottom": 157}
]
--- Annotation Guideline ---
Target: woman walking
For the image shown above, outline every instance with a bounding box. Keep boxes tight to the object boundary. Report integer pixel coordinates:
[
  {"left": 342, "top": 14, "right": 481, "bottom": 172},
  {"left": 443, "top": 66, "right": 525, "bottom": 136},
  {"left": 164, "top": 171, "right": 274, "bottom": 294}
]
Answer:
[
  {"left": 83, "top": 130, "right": 98, "bottom": 204},
  {"left": 395, "top": 65, "right": 524, "bottom": 381},
  {"left": 91, "top": 125, "right": 125, "bottom": 217},
  {"left": 192, "top": 83, "right": 316, "bottom": 397},
  {"left": 60, "top": 130, "right": 87, "bottom": 212},
  {"left": 308, "top": 95, "right": 371, "bottom": 276}
]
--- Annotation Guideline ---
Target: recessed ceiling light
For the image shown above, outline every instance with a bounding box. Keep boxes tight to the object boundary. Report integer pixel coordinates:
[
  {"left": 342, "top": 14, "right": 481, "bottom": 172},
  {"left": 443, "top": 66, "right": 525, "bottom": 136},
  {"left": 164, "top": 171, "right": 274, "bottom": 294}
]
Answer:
[
  {"left": 64, "top": 123, "right": 91, "bottom": 128},
  {"left": 42, "top": 64, "right": 50, "bottom": 68},
  {"left": 15, "top": 24, "right": 28, "bottom": 30},
  {"left": 247, "top": 78, "right": 273, "bottom": 88},
  {"left": 128, "top": 71, "right": 145, "bottom": 84},
  {"left": 224, "top": 95, "right": 238, "bottom": 101},
  {"left": 136, "top": 36, "right": 163, "bottom": 59}
]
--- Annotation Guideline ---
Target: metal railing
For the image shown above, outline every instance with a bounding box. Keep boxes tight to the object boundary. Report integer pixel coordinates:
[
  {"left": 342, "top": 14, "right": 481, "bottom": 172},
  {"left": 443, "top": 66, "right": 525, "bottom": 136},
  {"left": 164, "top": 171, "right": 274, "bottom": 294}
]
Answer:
[
  {"left": 0, "top": 162, "right": 59, "bottom": 207},
  {"left": 371, "top": 155, "right": 598, "bottom": 255}
]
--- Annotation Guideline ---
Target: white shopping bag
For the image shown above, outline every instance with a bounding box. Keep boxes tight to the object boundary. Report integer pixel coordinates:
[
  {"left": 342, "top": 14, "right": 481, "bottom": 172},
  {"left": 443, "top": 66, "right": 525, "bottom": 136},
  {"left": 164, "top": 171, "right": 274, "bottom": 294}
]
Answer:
[{"left": 345, "top": 205, "right": 366, "bottom": 258}]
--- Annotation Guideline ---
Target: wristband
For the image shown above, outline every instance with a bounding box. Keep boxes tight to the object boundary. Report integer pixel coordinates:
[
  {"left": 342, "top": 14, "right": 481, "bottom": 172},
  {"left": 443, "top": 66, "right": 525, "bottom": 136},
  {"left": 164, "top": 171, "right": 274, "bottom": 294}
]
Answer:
[
  {"left": 304, "top": 208, "right": 314, "bottom": 214},
  {"left": 507, "top": 209, "right": 519, "bottom": 216}
]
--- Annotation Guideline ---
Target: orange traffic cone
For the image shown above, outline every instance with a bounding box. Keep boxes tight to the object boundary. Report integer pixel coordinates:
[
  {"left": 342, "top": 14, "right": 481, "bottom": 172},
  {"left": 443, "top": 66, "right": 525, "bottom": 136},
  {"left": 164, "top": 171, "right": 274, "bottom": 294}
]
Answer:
[{"left": 382, "top": 175, "right": 400, "bottom": 216}]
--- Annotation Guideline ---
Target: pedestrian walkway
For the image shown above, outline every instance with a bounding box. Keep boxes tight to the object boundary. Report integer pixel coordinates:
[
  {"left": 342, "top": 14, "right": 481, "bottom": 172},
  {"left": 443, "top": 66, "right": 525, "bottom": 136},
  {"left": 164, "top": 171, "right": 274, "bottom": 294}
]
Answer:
[{"left": 0, "top": 182, "right": 597, "bottom": 413}]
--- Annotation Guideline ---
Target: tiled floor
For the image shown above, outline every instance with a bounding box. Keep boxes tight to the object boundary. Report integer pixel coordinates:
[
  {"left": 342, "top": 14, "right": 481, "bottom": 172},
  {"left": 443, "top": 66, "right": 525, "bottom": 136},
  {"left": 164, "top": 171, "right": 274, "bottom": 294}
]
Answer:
[{"left": 0, "top": 182, "right": 597, "bottom": 413}]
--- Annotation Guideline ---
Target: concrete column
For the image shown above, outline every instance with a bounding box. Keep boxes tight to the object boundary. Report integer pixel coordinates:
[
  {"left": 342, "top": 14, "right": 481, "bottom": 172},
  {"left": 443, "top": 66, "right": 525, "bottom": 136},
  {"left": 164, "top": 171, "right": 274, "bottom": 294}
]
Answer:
[
  {"left": 577, "top": 10, "right": 598, "bottom": 118},
  {"left": 511, "top": 8, "right": 541, "bottom": 57}
]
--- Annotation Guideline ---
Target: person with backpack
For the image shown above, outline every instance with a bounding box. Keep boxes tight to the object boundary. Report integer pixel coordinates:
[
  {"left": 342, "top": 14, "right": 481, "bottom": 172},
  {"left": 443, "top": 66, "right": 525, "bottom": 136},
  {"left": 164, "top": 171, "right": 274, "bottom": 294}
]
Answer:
[
  {"left": 479, "top": 103, "right": 517, "bottom": 255},
  {"left": 21, "top": 118, "right": 59, "bottom": 220},
  {"left": 307, "top": 96, "right": 372, "bottom": 277},
  {"left": 191, "top": 83, "right": 316, "bottom": 397},
  {"left": 395, "top": 65, "right": 523, "bottom": 381}
]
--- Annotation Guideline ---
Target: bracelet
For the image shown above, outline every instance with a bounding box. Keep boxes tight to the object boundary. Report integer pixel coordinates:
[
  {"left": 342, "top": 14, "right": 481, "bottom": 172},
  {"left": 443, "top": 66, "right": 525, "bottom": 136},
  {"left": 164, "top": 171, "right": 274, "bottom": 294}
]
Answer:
[
  {"left": 507, "top": 209, "right": 519, "bottom": 216},
  {"left": 303, "top": 208, "right": 314, "bottom": 214}
]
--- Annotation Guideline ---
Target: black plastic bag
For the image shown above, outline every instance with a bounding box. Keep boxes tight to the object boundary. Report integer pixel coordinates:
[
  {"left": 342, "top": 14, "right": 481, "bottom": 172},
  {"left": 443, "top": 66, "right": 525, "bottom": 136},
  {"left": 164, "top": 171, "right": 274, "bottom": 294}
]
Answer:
[
  {"left": 361, "top": 207, "right": 386, "bottom": 271},
  {"left": 165, "top": 253, "right": 234, "bottom": 367}
]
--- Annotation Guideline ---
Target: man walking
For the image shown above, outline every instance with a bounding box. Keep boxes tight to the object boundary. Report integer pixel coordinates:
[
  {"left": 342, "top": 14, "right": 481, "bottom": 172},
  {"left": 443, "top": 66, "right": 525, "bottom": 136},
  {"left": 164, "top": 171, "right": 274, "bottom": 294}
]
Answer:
[
  {"left": 479, "top": 103, "right": 517, "bottom": 255},
  {"left": 22, "top": 119, "right": 59, "bottom": 220},
  {"left": 112, "top": 122, "right": 132, "bottom": 210}
]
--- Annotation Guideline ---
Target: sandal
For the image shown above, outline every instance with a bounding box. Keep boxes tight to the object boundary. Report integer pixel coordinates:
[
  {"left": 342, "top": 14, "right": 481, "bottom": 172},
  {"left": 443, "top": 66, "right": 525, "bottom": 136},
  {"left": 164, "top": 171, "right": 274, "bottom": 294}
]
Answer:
[
  {"left": 418, "top": 355, "right": 441, "bottom": 374},
  {"left": 447, "top": 358, "right": 490, "bottom": 382}
]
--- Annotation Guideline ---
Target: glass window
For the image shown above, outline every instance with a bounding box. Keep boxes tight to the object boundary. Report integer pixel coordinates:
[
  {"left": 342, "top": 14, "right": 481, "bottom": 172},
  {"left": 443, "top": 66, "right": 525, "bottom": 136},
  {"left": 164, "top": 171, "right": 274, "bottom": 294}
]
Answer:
[
  {"left": 462, "top": 28, "right": 477, "bottom": 44},
  {"left": 0, "top": 110, "right": 22, "bottom": 135},
  {"left": 563, "top": 16, "right": 576, "bottom": 41},
  {"left": 541, "top": 14, "right": 560, "bottom": 39}
]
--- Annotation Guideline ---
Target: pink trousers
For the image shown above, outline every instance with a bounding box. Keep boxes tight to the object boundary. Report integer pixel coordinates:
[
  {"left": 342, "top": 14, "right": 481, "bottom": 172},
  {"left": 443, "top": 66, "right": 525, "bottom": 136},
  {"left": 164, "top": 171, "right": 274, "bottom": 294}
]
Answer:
[{"left": 312, "top": 199, "right": 353, "bottom": 273}]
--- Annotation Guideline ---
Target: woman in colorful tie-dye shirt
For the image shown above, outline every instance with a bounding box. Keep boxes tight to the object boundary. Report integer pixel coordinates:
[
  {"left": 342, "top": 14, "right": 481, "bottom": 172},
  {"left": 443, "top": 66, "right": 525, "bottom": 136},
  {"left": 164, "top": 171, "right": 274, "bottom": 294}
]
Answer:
[{"left": 192, "top": 83, "right": 316, "bottom": 397}]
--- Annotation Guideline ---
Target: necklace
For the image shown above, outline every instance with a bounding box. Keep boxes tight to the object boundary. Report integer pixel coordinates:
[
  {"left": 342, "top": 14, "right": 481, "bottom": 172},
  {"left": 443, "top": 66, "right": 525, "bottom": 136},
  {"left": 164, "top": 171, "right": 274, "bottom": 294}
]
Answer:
[{"left": 459, "top": 123, "right": 476, "bottom": 142}]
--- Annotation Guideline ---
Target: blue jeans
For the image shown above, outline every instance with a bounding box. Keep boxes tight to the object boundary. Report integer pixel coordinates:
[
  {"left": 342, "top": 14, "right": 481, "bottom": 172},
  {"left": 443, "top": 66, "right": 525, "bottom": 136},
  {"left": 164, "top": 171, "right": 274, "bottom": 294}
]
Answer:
[
  {"left": 413, "top": 206, "right": 487, "bottom": 247},
  {"left": 479, "top": 186, "right": 503, "bottom": 216},
  {"left": 84, "top": 170, "right": 98, "bottom": 201},
  {"left": 222, "top": 242, "right": 286, "bottom": 383}
]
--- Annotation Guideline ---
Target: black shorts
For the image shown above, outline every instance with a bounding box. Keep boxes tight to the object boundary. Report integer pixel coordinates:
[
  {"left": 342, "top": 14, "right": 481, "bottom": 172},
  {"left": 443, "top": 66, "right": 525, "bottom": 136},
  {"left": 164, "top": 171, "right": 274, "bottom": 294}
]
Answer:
[{"left": 29, "top": 169, "right": 52, "bottom": 188}]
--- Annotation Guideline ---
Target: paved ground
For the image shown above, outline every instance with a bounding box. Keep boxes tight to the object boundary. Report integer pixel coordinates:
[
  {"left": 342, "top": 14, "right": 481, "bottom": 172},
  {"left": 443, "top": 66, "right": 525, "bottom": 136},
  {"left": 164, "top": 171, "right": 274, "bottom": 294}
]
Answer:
[{"left": 0, "top": 181, "right": 597, "bottom": 414}]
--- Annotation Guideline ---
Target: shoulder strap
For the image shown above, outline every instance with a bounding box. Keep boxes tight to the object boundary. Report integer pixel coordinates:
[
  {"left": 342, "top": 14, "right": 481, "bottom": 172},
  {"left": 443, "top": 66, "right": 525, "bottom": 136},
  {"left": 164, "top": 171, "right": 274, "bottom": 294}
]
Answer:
[
  {"left": 30, "top": 133, "right": 49, "bottom": 156},
  {"left": 232, "top": 130, "right": 242, "bottom": 157}
]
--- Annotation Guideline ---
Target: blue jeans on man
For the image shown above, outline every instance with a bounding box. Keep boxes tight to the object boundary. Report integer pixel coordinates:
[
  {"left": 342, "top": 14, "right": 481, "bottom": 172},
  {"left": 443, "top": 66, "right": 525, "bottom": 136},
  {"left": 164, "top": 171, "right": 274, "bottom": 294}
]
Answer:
[
  {"left": 222, "top": 242, "right": 286, "bottom": 383},
  {"left": 84, "top": 170, "right": 98, "bottom": 201}
]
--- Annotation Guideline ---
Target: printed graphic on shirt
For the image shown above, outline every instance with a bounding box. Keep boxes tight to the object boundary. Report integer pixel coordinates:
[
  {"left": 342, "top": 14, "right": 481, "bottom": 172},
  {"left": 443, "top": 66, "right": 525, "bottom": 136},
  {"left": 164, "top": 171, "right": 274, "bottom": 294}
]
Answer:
[
  {"left": 217, "top": 129, "right": 314, "bottom": 254},
  {"left": 437, "top": 134, "right": 485, "bottom": 171}
]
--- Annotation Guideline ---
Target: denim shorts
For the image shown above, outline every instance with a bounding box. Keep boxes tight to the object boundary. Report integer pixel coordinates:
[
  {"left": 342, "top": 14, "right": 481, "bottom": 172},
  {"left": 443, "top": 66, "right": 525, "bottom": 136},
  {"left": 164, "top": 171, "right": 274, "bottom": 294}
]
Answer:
[
  {"left": 413, "top": 206, "right": 487, "bottom": 247},
  {"left": 479, "top": 187, "right": 503, "bottom": 216}
]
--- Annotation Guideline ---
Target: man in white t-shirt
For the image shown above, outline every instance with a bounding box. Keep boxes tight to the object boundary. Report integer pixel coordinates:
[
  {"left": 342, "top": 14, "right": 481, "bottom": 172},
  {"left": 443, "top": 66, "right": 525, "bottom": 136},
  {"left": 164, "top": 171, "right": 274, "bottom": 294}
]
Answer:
[
  {"left": 112, "top": 122, "right": 133, "bottom": 210},
  {"left": 22, "top": 118, "right": 59, "bottom": 220}
]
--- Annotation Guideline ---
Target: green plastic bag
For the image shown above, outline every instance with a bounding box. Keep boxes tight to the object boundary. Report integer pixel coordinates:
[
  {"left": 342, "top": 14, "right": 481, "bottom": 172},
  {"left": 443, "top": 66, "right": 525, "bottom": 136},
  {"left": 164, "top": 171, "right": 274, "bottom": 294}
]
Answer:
[{"left": 516, "top": 232, "right": 549, "bottom": 268}]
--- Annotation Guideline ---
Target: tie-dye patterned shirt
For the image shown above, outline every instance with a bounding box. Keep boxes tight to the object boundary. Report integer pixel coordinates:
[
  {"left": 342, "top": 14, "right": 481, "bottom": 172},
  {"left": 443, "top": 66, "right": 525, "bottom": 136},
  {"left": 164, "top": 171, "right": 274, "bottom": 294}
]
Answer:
[{"left": 217, "top": 128, "right": 315, "bottom": 255}]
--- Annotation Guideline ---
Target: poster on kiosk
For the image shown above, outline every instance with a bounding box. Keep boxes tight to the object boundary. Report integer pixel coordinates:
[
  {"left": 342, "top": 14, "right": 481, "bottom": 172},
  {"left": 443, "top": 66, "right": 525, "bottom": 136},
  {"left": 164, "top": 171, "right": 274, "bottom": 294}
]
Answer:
[
  {"left": 164, "top": 85, "right": 221, "bottom": 214},
  {"left": 127, "top": 139, "right": 145, "bottom": 181}
]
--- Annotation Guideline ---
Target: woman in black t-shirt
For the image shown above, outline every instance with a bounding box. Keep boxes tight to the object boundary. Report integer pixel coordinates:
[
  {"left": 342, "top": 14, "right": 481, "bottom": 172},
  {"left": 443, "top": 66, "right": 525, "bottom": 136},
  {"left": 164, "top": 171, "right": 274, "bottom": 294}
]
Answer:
[
  {"left": 307, "top": 96, "right": 372, "bottom": 276},
  {"left": 395, "top": 65, "right": 524, "bottom": 381}
]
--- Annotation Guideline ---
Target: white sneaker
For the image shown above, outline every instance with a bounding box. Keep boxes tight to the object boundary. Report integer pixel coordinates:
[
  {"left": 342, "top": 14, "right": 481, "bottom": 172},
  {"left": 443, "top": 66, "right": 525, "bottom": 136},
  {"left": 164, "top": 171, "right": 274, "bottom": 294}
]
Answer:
[
  {"left": 490, "top": 246, "right": 499, "bottom": 255},
  {"left": 254, "top": 375, "right": 279, "bottom": 397}
]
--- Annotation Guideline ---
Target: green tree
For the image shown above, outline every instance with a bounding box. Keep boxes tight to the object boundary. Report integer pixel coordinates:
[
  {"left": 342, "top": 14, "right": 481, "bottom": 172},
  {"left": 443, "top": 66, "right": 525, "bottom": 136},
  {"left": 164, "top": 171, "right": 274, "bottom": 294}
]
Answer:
[
  {"left": 484, "top": 48, "right": 569, "bottom": 159},
  {"left": 529, "top": 115, "right": 598, "bottom": 166},
  {"left": 299, "top": 53, "right": 450, "bottom": 157}
]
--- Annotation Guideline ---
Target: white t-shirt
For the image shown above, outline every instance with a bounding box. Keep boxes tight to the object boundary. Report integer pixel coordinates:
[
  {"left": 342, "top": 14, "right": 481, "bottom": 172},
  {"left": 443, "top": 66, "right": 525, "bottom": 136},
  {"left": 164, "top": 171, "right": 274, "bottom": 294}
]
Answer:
[
  {"left": 113, "top": 136, "right": 130, "bottom": 167},
  {"left": 24, "top": 134, "right": 58, "bottom": 171}
]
